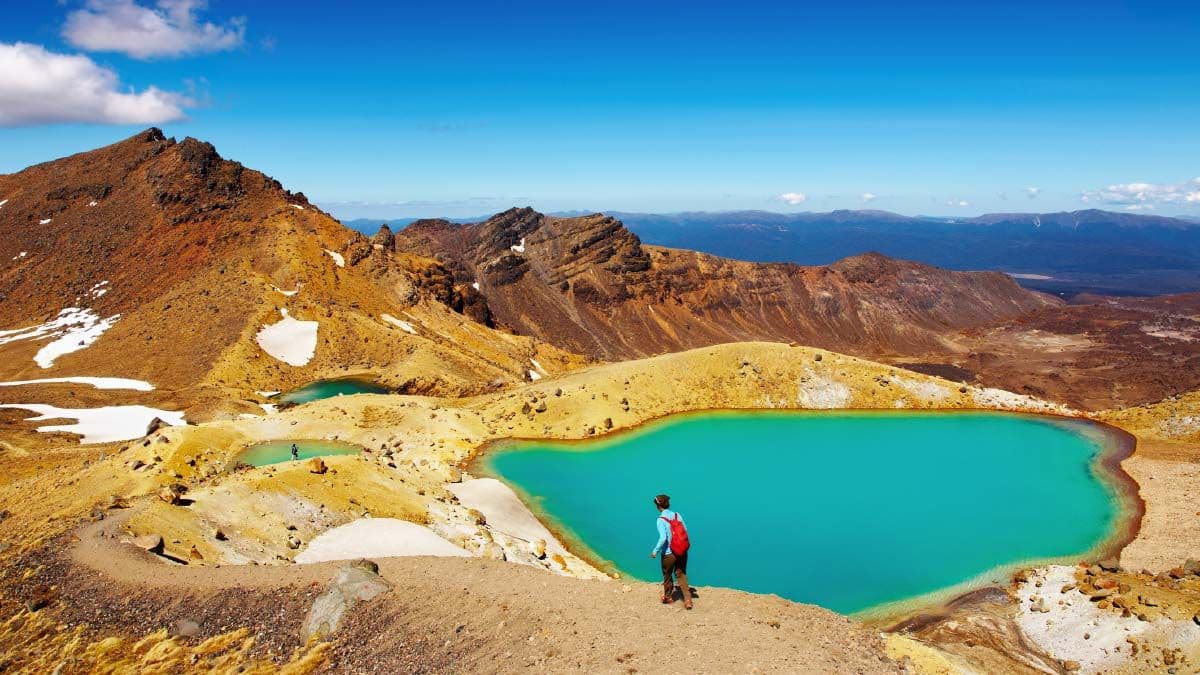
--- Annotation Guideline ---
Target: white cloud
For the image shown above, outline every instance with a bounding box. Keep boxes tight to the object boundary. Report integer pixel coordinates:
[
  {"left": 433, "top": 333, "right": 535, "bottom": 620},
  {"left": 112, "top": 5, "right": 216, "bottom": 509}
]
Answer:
[
  {"left": 777, "top": 192, "right": 807, "bottom": 205},
  {"left": 860, "top": 192, "right": 877, "bottom": 203},
  {"left": 0, "top": 42, "right": 190, "bottom": 126},
  {"left": 63, "top": 0, "right": 245, "bottom": 59},
  {"left": 945, "top": 199, "right": 971, "bottom": 207},
  {"left": 1024, "top": 186, "right": 1041, "bottom": 199},
  {"left": 1081, "top": 177, "right": 1200, "bottom": 208}
]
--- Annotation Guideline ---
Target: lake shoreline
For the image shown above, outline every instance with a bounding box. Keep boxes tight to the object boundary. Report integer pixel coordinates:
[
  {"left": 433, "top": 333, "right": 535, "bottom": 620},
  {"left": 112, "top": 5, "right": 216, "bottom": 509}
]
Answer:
[{"left": 466, "top": 407, "right": 1146, "bottom": 622}]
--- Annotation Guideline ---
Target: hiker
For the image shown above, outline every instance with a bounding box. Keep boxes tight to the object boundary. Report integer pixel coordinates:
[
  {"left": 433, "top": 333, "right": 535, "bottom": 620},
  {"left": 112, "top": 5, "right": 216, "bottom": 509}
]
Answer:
[
  {"left": 291, "top": 443, "right": 299, "bottom": 461},
  {"left": 649, "top": 493, "right": 693, "bottom": 609}
]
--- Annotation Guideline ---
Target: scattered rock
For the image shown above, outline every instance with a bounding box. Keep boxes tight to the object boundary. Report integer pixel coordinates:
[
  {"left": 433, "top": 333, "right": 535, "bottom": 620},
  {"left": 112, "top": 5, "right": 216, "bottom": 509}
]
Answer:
[
  {"left": 213, "top": 528, "right": 227, "bottom": 541},
  {"left": 534, "top": 401, "right": 547, "bottom": 413},
  {"left": 308, "top": 457, "right": 328, "bottom": 474},
  {"left": 604, "top": 417, "right": 613, "bottom": 429},
  {"left": 189, "top": 545, "right": 204, "bottom": 560},
  {"left": 173, "top": 619, "right": 202, "bottom": 637},
  {"left": 287, "top": 535, "right": 302, "bottom": 550},
  {"left": 532, "top": 539, "right": 547, "bottom": 559},
  {"left": 1063, "top": 660, "right": 1080, "bottom": 672},
  {"left": 1098, "top": 558, "right": 1121, "bottom": 572}
]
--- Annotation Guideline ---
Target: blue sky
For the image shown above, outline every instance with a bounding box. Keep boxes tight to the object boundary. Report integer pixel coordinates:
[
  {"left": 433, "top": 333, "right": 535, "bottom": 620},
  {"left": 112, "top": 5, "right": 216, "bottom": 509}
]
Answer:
[{"left": 2, "top": 0, "right": 1199, "bottom": 219}]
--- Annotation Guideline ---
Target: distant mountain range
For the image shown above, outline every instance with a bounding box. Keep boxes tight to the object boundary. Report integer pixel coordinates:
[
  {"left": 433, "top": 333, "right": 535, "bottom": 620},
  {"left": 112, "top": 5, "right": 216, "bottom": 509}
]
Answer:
[{"left": 346, "top": 209, "right": 1200, "bottom": 296}]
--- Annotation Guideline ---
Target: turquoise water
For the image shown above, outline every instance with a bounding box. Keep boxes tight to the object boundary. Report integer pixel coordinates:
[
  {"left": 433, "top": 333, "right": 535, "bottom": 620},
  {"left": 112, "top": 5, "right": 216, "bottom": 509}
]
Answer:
[
  {"left": 276, "top": 377, "right": 388, "bottom": 406},
  {"left": 238, "top": 439, "right": 362, "bottom": 466},
  {"left": 485, "top": 411, "right": 1125, "bottom": 615}
]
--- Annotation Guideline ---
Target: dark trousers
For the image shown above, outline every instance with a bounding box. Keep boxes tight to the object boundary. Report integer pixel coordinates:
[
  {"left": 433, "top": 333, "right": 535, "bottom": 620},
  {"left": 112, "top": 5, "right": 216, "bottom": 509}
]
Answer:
[{"left": 661, "top": 551, "right": 691, "bottom": 600}]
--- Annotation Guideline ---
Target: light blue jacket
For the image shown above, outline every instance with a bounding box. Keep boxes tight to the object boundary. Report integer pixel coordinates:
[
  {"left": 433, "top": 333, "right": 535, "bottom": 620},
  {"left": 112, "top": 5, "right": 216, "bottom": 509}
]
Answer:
[{"left": 652, "top": 509, "right": 685, "bottom": 556}]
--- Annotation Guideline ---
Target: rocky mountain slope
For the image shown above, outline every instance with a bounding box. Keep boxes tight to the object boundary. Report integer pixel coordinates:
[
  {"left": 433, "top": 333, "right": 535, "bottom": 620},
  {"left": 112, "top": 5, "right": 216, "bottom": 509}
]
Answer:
[
  {"left": 0, "top": 130, "right": 582, "bottom": 412},
  {"left": 393, "top": 208, "right": 1060, "bottom": 360}
]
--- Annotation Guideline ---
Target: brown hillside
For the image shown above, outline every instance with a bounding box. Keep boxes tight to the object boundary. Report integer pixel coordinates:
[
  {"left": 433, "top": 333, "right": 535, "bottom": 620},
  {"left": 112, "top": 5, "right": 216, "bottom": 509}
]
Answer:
[
  {"left": 393, "top": 207, "right": 1061, "bottom": 360},
  {"left": 0, "top": 130, "right": 583, "bottom": 402}
]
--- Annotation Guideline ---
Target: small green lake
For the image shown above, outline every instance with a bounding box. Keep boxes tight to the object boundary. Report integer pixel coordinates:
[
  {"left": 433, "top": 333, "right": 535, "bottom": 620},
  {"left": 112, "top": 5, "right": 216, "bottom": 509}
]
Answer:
[
  {"left": 483, "top": 410, "right": 1135, "bottom": 615},
  {"left": 239, "top": 439, "right": 362, "bottom": 466},
  {"left": 276, "top": 377, "right": 388, "bottom": 406}
]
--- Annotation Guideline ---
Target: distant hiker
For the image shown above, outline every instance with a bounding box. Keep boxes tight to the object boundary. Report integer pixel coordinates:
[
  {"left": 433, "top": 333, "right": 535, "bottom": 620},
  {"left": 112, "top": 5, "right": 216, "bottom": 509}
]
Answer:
[
  {"left": 291, "top": 443, "right": 299, "bottom": 461},
  {"left": 650, "top": 494, "right": 693, "bottom": 609}
]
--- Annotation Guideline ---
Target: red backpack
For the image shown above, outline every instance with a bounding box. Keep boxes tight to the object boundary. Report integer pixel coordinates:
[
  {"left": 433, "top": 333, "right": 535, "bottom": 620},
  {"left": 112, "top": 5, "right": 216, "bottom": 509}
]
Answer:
[{"left": 661, "top": 513, "right": 690, "bottom": 555}]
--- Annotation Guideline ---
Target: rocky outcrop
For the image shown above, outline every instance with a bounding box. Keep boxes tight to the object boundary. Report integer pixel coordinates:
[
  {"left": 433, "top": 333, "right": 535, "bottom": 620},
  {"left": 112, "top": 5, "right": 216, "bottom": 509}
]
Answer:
[{"left": 394, "top": 209, "right": 1060, "bottom": 360}]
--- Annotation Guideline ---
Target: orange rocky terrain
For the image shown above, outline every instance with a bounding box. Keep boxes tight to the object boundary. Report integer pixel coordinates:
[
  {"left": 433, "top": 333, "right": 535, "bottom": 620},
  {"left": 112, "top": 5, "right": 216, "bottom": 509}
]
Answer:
[
  {"left": 1, "top": 130, "right": 1199, "bottom": 674},
  {"left": 393, "top": 208, "right": 1060, "bottom": 360},
  {"left": 0, "top": 129, "right": 584, "bottom": 419}
]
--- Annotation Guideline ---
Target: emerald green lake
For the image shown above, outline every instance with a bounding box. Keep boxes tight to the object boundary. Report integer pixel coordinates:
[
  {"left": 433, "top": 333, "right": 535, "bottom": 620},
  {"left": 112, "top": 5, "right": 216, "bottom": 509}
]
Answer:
[
  {"left": 239, "top": 439, "right": 361, "bottom": 466},
  {"left": 484, "top": 411, "right": 1131, "bottom": 615},
  {"left": 276, "top": 377, "right": 388, "bottom": 406}
]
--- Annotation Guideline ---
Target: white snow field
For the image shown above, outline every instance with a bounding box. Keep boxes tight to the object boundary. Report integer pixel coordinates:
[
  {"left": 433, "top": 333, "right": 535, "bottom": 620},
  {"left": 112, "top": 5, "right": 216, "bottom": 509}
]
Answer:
[
  {"left": 0, "top": 307, "right": 121, "bottom": 368},
  {"left": 295, "top": 518, "right": 469, "bottom": 564},
  {"left": 0, "top": 404, "right": 185, "bottom": 444},
  {"left": 255, "top": 309, "right": 318, "bottom": 366}
]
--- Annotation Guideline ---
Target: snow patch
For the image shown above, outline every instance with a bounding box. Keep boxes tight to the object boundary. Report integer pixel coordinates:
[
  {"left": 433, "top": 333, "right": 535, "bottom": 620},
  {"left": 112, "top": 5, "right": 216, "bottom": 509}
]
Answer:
[
  {"left": 255, "top": 309, "right": 318, "bottom": 366},
  {"left": 449, "top": 478, "right": 570, "bottom": 558},
  {"left": 0, "top": 199, "right": 8, "bottom": 208},
  {"left": 528, "top": 370, "right": 542, "bottom": 381},
  {"left": 529, "top": 358, "right": 547, "bottom": 375},
  {"left": 290, "top": 204, "right": 305, "bottom": 210},
  {"left": 88, "top": 200, "right": 98, "bottom": 207},
  {"left": 381, "top": 313, "right": 417, "bottom": 334},
  {"left": 471, "top": 281, "right": 480, "bottom": 291},
  {"left": 12, "top": 251, "right": 27, "bottom": 261},
  {"left": 510, "top": 238, "right": 525, "bottom": 254},
  {"left": 259, "top": 403, "right": 278, "bottom": 415},
  {"left": 0, "top": 404, "right": 184, "bottom": 444},
  {"left": 324, "top": 249, "right": 345, "bottom": 267},
  {"left": 39, "top": 218, "right": 51, "bottom": 224},
  {"left": 272, "top": 285, "right": 300, "bottom": 297},
  {"left": 0, "top": 377, "right": 153, "bottom": 391},
  {"left": 0, "top": 307, "right": 121, "bottom": 369},
  {"left": 295, "top": 518, "right": 469, "bottom": 564},
  {"left": 88, "top": 280, "right": 109, "bottom": 298},
  {"left": 256, "top": 390, "right": 279, "bottom": 398}
]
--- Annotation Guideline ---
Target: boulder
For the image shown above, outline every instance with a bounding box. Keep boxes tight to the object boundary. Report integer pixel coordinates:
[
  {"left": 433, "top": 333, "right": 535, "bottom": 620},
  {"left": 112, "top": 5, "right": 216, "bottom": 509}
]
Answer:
[
  {"left": 307, "top": 457, "right": 328, "bottom": 474},
  {"left": 158, "top": 484, "right": 187, "bottom": 505},
  {"left": 1098, "top": 558, "right": 1121, "bottom": 572},
  {"left": 25, "top": 584, "right": 54, "bottom": 612},
  {"left": 145, "top": 417, "right": 169, "bottom": 436},
  {"left": 134, "top": 534, "right": 164, "bottom": 554},
  {"left": 301, "top": 560, "right": 392, "bottom": 641},
  {"left": 531, "top": 539, "right": 547, "bottom": 559}
]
